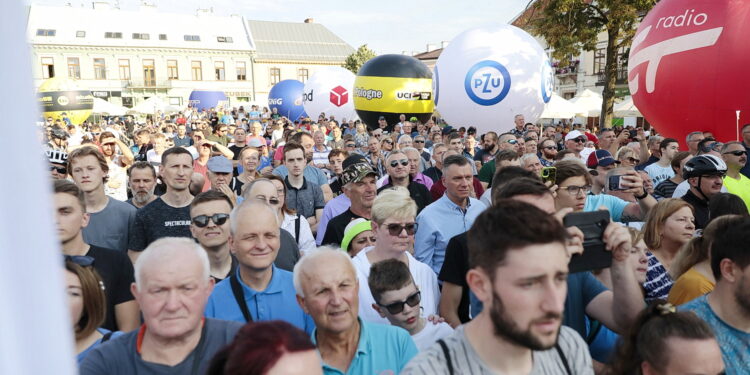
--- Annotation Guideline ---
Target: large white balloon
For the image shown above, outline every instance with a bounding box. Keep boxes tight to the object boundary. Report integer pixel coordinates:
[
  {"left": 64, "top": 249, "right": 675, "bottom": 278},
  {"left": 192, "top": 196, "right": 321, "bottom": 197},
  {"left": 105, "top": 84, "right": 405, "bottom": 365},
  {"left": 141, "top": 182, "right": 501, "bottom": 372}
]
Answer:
[
  {"left": 434, "top": 25, "right": 553, "bottom": 135},
  {"left": 302, "top": 67, "right": 358, "bottom": 122}
]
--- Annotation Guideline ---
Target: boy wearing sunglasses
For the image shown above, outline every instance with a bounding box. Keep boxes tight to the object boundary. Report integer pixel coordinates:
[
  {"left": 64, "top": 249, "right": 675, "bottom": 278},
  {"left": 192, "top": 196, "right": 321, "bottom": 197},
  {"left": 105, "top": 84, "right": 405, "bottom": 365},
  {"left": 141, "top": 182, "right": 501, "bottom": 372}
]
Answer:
[{"left": 369, "top": 259, "right": 453, "bottom": 351}]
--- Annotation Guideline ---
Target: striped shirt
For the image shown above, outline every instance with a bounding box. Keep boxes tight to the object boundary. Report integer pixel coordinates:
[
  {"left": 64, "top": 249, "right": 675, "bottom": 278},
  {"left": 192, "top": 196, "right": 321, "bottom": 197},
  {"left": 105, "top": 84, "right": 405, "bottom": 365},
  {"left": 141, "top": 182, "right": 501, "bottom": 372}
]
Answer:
[
  {"left": 644, "top": 251, "right": 674, "bottom": 303},
  {"left": 401, "top": 325, "right": 593, "bottom": 374}
]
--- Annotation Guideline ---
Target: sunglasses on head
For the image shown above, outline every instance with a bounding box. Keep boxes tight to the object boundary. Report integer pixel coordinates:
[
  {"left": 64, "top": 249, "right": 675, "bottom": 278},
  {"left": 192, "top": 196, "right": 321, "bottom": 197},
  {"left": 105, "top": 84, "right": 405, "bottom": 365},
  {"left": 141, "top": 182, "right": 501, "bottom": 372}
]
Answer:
[
  {"left": 385, "top": 222, "right": 418, "bottom": 236},
  {"left": 723, "top": 150, "right": 747, "bottom": 157},
  {"left": 379, "top": 291, "right": 421, "bottom": 314},
  {"left": 64, "top": 255, "right": 94, "bottom": 267},
  {"left": 192, "top": 213, "right": 230, "bottom": 227},
  {"left": 50, "top": 166, "right": 67, "bottom": 174},
  {"left": 389, "top": 159, "right": 409, "bottom": 168}
]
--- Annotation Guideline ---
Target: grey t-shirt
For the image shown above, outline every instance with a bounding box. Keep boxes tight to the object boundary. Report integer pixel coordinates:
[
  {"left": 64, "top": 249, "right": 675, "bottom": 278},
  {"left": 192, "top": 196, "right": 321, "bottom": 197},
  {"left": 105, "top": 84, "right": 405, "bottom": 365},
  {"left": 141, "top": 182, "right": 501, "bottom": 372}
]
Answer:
[
  {"left": 80, "top": 318, "right": 242, "bottom": 375},
  {"left": 401, "top": 325, "right": 592, "bottom": 375},
  {"left": 83, "top": 197, "right": 136, "bottom": 252}
]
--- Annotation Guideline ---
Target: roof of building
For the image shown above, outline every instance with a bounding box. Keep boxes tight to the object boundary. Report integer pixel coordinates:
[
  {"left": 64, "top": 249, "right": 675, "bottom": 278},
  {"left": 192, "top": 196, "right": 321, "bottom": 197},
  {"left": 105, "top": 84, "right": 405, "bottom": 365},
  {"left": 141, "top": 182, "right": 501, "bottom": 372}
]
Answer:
[
  {"left": 247, "top": 20, "right": 354, "bottom": 63},
  {"left": 26, "top": 4, "right": 255, "bottom": 51},
  {"left": 413, "top": 48, "right": 443, "bottom": 60}
]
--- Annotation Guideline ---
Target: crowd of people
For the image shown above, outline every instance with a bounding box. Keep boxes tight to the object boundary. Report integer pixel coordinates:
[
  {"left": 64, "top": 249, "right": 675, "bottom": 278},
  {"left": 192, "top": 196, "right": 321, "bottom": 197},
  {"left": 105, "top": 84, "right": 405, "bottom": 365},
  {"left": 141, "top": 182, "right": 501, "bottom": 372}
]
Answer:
[{"left": 44, "top": 104, "right": 750, "bottom": 374}]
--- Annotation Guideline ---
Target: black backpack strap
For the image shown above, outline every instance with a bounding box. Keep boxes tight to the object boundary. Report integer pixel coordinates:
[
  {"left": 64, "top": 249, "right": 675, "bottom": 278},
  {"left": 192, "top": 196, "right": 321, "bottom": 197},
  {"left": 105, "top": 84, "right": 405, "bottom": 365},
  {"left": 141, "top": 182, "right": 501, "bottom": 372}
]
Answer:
[
  {"left": 229, "top": 272, "right": 253, "bottom": 323},
  {"left": 295, "top": 215, "right": 301, "bottom": 245},
  {"left": 437, "top": 339, "right": 454, "bottom": 375},
  {"left": 555, "top": 342, "right": 572, "bottom": 375},
  {"left": 101, "top": 331, "right": 114, "bottom": 343}
]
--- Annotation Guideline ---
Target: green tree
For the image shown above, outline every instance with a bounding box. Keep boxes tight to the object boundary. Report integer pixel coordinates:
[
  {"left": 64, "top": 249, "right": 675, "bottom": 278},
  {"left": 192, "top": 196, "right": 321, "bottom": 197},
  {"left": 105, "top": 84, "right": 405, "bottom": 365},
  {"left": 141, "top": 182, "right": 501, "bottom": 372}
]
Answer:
[
  {"left": 526, "top": 0, "right": 656, "bottom": 127},
  {"left": 343, "top": 44, "right": 377, "bottom": 74}
]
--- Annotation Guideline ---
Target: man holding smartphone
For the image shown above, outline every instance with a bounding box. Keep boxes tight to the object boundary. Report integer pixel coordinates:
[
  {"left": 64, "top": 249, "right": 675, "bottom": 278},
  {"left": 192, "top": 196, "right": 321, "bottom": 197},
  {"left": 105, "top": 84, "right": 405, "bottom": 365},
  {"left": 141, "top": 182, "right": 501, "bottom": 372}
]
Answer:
[{"left": 585, "top": 151, "right": 657, "bottom": 222}]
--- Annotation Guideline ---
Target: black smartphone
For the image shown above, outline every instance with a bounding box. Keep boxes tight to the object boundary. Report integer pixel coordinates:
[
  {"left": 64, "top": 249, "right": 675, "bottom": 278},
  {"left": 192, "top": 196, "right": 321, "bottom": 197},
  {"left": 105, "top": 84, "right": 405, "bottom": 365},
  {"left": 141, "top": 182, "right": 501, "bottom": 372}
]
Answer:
[
  {"left": 608, "top": 175, "right": 625, "bottom": 191},
  {"left": 541, "top": 167, "right": 556, "bottom": 184},
  {"left": 563, "top": 210, "right": 612, "bottom": 273},
  {"left": 629, "top": 129, "right": 637, "bottom": 139}
]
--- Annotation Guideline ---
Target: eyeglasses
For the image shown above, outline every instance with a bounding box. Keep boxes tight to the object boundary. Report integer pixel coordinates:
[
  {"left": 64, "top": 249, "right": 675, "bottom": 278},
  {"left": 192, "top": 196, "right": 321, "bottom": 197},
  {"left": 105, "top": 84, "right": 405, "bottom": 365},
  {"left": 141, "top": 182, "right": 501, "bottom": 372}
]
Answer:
[
  {"left": 378, "top": 291, "right": 421, "bottom": 314},
  {"left": 571, "top": 137, "right": 586, "bottom": 143},
  {"left": 626, "top": 157, "right": 641, "bottom": 164},
  {"left": 192, "top": 213, "right": 230, "bottom": 227},
  {"left": 345, "top": 143, "right": 356, "bottom": 147},
  {"left": 414, "top": 140, "right": 425, "bottom": 143},
  {"left": 383, "top": 139, "right": 393, "bottom": 144},
  {"left": 723, "top": 150, "right": 747, "bottom": 157},
  {"left": 64, "top": 255, "right": 94, "bottom": 267},
  {"left": 700, "top": 142, "right": 722, "bottom": 153},
  {"left": 255, "top": 196, "right": 280, "bottom": 206},
  {"left": 385, "top": 222, "right": 418, "bottom": 236},
  {"left": 50, "top": 166, "right": 67, "bottom": 174},
  {"left": 506, "top": 139, "right": 518, "bottom": 145},
  {"left": 543, "top": 146, "right": 557, "bottom": 150},
  {"left": 561, "top": 185, "right": 592, "bottom": 196},
  {"left": 389, "top": 159, "right": 409, "bottom": 168}
]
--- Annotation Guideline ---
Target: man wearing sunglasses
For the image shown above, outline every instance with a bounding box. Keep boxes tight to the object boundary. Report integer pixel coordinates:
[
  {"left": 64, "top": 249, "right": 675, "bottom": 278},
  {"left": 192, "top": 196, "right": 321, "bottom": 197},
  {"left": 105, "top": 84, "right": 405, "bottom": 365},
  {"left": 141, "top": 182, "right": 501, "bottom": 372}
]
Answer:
[
  {"left": 47, "top": 148, "right": 68, "bottom": 180},
  {"left": 205, "top": 200, "right": 314, "bottom": 334},
  {"left": 377, "top": 151, "right": 432, "bottom": 213},
  {"left": 563, "top": 130, "right": 587, "bottom": 161},
  {"left": 369, "top": 259, "right": 453, "bottom": 351},
  {"left": 189, "top": 190, "right": 235, "bottom": 282},
  {"left": 538, "top": 139, "right": 558, "bottom": 167},
  {"left": 721, "top": 142, "right": 750, "bottom": 211}
]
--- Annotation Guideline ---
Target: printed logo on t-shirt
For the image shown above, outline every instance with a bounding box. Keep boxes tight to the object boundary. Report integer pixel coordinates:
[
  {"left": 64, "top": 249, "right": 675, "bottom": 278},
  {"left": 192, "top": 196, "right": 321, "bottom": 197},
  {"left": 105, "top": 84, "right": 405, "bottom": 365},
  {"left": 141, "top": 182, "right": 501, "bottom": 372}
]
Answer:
[{"left": 164, "top": 220, "right": 191, "bottom": 227}]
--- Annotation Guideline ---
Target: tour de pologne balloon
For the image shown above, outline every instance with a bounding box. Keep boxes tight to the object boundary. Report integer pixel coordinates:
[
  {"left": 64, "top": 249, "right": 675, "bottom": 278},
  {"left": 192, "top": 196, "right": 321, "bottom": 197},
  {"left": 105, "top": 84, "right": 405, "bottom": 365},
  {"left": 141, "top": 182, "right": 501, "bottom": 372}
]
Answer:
[
  {"left": 37, "top": 77, "right": 94, "bottom": 125},
  {"left": 302, "top": 67, "right": 357, "bottom": 123},
  {"left": 353, "top": 54, "right": 434, "bottom": 130},
  {"left": 268, "top": 79, "right": 307, "bottom": 122},
  {"left": 434, "top": 24, "right": 553, "bottom": 135},
  {"left": 628, "top": 0, "right": 750, "bottom": 146}
]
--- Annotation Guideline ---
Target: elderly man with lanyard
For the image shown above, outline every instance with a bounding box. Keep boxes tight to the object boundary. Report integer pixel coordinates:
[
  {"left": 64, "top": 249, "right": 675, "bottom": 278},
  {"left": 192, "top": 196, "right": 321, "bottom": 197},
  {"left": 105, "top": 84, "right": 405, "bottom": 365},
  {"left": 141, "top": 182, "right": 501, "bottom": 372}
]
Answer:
[{"left": 80, "top": 237, "right": 242, "bottom": 375}]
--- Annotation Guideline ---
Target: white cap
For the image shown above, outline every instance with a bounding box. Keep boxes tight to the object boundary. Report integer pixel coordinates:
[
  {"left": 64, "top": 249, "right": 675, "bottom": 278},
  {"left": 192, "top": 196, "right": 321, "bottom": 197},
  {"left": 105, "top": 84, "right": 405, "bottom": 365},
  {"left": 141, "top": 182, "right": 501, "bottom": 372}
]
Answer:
[{"left": 565, "top": 130, "right": 584, "bottom": 141}]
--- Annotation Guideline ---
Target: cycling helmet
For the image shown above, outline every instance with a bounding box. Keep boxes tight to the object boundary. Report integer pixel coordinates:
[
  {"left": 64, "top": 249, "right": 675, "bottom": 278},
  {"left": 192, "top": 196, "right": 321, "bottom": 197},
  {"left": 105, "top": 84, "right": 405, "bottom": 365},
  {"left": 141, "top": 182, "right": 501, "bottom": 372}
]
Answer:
[
  {"left": 682, "top": 154, "right": 727, "bottom": 179},
  {"left": 46, "top": 148, "right": 68, "bottom": 164}
]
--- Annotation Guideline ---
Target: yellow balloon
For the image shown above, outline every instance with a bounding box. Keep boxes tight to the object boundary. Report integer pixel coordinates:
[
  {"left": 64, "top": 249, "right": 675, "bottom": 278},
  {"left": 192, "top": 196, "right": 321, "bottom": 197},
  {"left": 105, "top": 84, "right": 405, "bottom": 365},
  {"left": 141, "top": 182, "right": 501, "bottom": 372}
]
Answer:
[{"left": 37, "top": 77, "right": 93, "bottom": 125}]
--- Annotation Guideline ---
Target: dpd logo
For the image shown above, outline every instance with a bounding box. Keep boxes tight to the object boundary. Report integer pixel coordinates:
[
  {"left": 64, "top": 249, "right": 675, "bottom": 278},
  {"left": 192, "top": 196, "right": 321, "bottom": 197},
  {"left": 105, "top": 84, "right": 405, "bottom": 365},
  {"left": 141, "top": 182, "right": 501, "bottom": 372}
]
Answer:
[
  {"left": 303, "top": 90, "right": 314, "bottom": 103},
  {"left": 330, "top": 86, "right": 348, "bottom": 107},
  {"left": 464, "top": 60, "right": 511, "bottom": 106}
]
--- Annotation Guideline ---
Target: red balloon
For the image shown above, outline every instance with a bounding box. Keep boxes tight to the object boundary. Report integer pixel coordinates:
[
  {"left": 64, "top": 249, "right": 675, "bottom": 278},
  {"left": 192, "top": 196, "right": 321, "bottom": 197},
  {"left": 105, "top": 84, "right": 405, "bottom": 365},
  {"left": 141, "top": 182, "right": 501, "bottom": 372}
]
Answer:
[{"left": 628, "top": 0, "right": 750, "bottom": 147}]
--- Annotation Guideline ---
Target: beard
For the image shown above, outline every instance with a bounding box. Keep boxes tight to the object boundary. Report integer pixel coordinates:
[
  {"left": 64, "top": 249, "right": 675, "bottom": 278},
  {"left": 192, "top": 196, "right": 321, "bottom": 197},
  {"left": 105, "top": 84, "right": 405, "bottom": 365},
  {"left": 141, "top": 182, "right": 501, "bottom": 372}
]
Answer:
[
  {"left": 489, "top": 289, "right": 561, "bottom": 351},
  {"left": 132, "top": 190, "right": 153, "bottom": 205}
]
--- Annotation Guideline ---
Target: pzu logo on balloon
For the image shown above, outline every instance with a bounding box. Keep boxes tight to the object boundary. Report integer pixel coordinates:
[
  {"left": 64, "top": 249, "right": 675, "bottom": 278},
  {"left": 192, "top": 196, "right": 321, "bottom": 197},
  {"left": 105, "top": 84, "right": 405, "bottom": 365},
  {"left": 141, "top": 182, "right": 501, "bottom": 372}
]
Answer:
[{"left": 464, "top": 60, "right": 511, "bottom": 106}]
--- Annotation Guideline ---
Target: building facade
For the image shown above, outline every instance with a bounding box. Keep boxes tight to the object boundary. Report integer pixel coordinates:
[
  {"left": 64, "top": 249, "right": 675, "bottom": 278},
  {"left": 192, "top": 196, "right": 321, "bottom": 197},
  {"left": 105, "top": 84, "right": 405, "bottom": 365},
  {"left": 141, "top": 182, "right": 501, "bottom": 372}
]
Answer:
[{"left": 27, "top": 4, "right": 353, "bottom": 112}]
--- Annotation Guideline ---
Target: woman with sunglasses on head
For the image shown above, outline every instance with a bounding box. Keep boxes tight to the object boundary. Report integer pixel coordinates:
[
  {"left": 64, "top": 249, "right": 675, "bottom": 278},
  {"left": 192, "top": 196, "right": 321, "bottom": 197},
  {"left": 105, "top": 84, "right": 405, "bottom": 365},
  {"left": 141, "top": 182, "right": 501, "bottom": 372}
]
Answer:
[
  {"left": 350, "top": 187, "right": 440, "bottom": 325},
  {"left": 65, "top": 258, "right": 123, "bottom": 364},
  {"left": 262, "top": 174, "right": 317, "bottom": 256}
]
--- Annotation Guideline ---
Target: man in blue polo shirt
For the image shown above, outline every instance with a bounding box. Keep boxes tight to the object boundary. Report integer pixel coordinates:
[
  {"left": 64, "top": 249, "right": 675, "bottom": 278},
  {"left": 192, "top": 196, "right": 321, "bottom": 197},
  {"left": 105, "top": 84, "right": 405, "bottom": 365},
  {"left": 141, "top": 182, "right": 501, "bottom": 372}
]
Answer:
[
  {"left": 294, "top": 248, "right": 417, "bottom": 375},
  {"left": 205, "top": 200, "right": 314, "bottom": 334}
]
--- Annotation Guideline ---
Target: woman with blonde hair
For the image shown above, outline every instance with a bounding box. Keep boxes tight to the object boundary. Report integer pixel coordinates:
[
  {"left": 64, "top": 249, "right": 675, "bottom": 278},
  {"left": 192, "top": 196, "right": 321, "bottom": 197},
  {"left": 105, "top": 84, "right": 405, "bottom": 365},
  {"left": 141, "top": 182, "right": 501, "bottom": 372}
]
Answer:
[
  {"left": 641, "top": 199, "right": 696, "bottom": 302},
  {"left": 615, "top": 146, "right": 640, "bottom": 169},
  {"left": 667, "top": 215, "right": 743, "bottom": 305}
]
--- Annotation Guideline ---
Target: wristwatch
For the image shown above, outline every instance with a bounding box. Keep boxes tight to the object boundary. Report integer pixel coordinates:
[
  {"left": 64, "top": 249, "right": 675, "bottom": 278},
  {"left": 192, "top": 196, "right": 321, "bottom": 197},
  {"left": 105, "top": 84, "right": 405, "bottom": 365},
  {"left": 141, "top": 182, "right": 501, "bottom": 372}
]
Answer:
[{"left": 635, "top": 190, "right": 648, "bottom": 200}]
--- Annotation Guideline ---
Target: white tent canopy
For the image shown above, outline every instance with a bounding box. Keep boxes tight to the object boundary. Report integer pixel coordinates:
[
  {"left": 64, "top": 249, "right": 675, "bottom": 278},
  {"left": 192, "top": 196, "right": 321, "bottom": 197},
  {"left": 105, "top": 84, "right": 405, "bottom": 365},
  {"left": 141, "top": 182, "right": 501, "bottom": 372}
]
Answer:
[
  {"left": 92, "top": 98, "right": 127, "bottom": 116},
  {"left": 613, "top": 95, "right": 642, "bottom": 117},
  {"left": 540, "top": 92, "right": 586, "bottom": 119},
  {"left": 569, "top": 89, "right": 603, "bottom": 117},
  {"left": 129, "top": 96, "right": 183, "bottom": 114}
]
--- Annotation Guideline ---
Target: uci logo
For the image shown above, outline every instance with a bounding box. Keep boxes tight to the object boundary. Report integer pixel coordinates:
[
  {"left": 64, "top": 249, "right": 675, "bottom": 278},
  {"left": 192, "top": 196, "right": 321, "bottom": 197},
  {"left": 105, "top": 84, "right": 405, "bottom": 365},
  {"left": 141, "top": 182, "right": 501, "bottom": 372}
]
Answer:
[{"left": 464, "top": 60, "right": 511, "bottom": 106}]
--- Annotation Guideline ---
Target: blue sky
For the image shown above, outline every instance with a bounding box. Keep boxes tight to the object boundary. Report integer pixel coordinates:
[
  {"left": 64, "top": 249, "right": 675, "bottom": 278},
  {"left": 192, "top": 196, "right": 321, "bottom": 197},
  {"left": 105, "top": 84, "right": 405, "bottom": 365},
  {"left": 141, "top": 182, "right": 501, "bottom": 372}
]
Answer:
[{"left": 29, "top": 0, "right": 530, "bottom": 54}]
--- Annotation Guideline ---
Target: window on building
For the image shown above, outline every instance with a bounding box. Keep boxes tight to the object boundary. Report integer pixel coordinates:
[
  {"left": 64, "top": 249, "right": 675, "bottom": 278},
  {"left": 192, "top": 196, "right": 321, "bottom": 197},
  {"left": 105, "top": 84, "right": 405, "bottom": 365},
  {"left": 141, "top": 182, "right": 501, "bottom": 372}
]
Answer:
[
  {"left": 593, "top": 48, "right": 605, "bottom": 75},
  {"left": 41, "top": 57, "right": 55, "bottom": 79},
  {"left": 215, "top": 61, "right": 225, "bottom": 81},
  {"left": 184, "top": 35, "right": 200, "bottom": 42},
  {"left": 119, "top": 59, "right": 131, "bottom": 80},
  {"left": 236, "top": 61, "right": 247, "bottom": 81},
  {"left": 143, "top": 59, "right": 155, "bottom": 87},
  {"left": 270, "top": 67, "right": 281, "bottom": 85},
  {"left": 297, "top": 68, "right": 309, "bottom": 83},
  {"left": 159, "top": 34, "right": 167, "bottom": 40},
  {"left": 167, "top": 60, "right": 179, "bottom": 80},
  {"left": 36, "top": 29, "right": 56, "bottom": 37},
  {"left": 67, "top": 57, "right": 80, "bottom": 79},
  {"left": 191, "top": 61, "right": 202, "bottom": 81},
  {"left": 132, "top": 33, "right": 150, "bottom": 40},
  {"left": 76, "top": 31, "right": 86, "bottom": 38},
  {"left": 217, "top": 36, "right": 234, "bottom": 43},
  {"left": 104, "top": 32, "right": 123, "bottom": 39},
  {"left": 93, "top": 58, "right": 106, "bottom": 80}
]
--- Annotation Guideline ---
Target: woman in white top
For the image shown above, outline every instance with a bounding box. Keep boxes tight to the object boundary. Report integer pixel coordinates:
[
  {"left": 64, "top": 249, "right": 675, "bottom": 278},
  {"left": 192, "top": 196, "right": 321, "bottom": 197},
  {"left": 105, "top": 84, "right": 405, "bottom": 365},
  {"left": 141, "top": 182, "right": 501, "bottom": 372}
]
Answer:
[
  {"left": 351, "top": 187, "right": 440, "bottom": 324},
  {"left": 265, "top": 174, "right": 317, "bottom": 256}
]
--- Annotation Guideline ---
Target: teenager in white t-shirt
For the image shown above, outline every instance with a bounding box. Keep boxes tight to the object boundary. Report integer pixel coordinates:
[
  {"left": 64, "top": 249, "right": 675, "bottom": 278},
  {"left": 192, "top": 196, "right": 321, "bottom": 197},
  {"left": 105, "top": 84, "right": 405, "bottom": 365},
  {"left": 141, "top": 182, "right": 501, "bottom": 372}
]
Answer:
[{"left": 368, "top": 258, "right": 453, "bottom": 351}]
